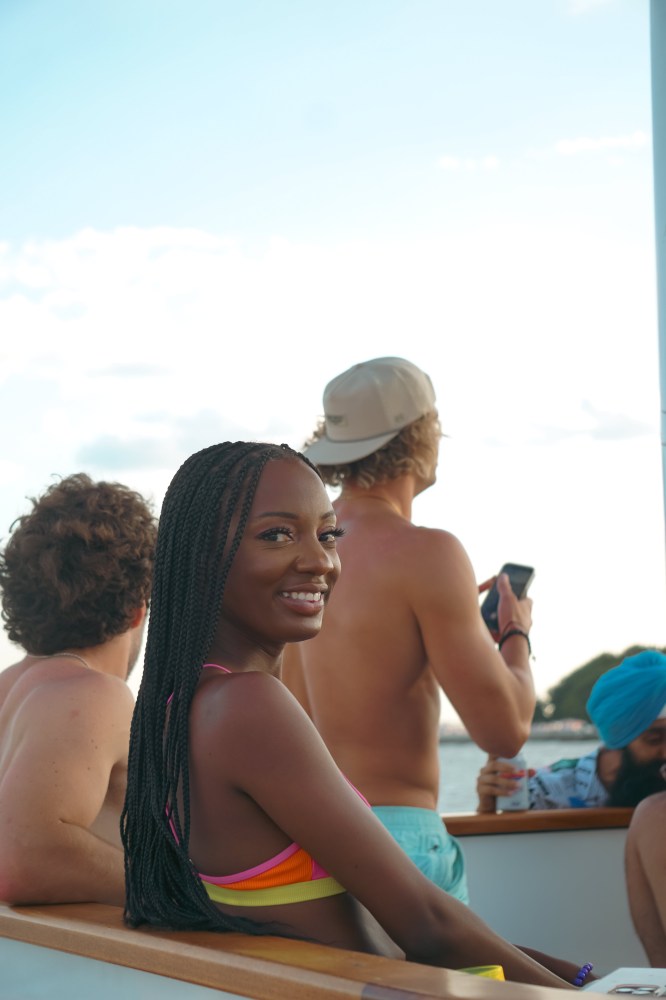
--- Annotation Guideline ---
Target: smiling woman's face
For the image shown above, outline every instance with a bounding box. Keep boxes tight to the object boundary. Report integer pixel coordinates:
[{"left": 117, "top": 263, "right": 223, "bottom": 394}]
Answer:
[{"left": 218, "top": 457, "right": 342, "bottom": 653}]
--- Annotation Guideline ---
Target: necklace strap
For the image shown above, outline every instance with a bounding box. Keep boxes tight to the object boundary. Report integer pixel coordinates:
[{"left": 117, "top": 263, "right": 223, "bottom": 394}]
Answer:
[{"left": 32, "top": 652, "right": 92, "bottom": 670}]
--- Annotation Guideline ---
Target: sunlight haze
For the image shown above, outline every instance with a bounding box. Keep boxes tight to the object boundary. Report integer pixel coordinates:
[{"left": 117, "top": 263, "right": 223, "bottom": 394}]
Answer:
[{"left": 1, "top": 0, "right": 663, "bottom": 722}]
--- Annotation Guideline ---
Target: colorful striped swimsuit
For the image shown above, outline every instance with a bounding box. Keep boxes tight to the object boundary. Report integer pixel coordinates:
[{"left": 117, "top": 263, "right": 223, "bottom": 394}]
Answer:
[
  {"left": 199, "top": 840, "right": 346, "bottom": 907},
  {"left": 180, "top": 664, "right": 366, "bottom": 907}
]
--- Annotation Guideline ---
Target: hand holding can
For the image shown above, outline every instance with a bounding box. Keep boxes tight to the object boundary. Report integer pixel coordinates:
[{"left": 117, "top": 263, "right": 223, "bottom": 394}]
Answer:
[{"left": 496, "top": 753, "right": 529, "bottom": 811}]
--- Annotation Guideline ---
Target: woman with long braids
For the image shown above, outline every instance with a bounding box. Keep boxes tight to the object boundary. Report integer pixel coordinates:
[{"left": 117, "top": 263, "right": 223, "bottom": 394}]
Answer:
[{"left": 121, "top": 441, "right": 581, "bottom": 988}]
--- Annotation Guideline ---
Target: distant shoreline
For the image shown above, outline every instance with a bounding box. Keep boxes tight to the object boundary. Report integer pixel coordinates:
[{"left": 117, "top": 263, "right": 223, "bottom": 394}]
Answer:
[{"left": 439, "top": 722, "right": 598, "bottom": 744}]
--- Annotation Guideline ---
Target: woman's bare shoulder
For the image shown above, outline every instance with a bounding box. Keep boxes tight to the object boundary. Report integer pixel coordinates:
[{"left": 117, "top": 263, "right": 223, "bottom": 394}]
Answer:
[{"left": 192, "top": 669, "right": 303, "bottom": 733}]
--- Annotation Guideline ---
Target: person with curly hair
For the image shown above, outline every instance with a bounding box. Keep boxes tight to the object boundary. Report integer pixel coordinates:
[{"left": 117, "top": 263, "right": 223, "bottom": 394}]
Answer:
[
  {"left": 282, "top": 357, "right": 536, "bottom": 904},
  {"left": 0, "top": 473, "right": 157, "bottom": 905}
]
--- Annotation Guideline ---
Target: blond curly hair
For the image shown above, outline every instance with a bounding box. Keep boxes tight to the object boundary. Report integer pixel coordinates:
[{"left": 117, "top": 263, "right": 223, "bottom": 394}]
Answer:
[{"left": 305, "top": 410, "right": 442, "bottom": 489}]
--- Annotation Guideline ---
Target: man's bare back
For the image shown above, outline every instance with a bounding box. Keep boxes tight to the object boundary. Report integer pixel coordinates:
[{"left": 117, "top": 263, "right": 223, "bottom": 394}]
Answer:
[
  {"left": 0, "top": 472, "right": 156, "bottom": 906},
  {"left": 286, "top": 497, "right": 442, "bottom": 808},
  {"left": 283, "top": 357, "right": 536, "bottom": 902},
  {"left": 284, "top": 493, "right": 534, "bottom": 810},
  {"left": 0, "top": 653, "right": 135, "bottom": 904}
]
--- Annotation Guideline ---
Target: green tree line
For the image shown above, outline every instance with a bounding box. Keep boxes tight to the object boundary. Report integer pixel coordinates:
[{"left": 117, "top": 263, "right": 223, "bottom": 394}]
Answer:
[{"left": 533, "top": 645, "right": 666, "bottom": 723}]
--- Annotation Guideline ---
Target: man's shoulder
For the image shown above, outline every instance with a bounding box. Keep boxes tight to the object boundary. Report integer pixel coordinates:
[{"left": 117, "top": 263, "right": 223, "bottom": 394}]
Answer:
[
  {"left": 393, "top": 526, "right": 476, "bottom": 597},
  {"left": 40, "top": 667, "right": 134, "bottom": 711},
  {"left": 412, "top": 522, "right": 466, "bottom": 548},
  {"left": 342, "top": 522, "right": 477, "bottom": 614},
  {"left": 27, "top": 661, "right": 130, "bottom": 691},
  {"left": 0, "top": 668, "right": 133, "bottom": 786},
  {"left": 387, "top": 521, "right": 468, "bottom": 563},
  {"left": 6, "top": 665, "right": 133, "bottom": 730},
  {"left": 633, "top": 789, "right": 666, "bottom": 822},
  {"left": 0, "top": 660, "right": 29, "bottom": 700}
]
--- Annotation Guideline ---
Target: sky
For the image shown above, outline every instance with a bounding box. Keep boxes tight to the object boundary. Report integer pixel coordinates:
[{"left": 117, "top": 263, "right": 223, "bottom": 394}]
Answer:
[{"left": 0, "top": 0, "right": 664, "bottom": 721}]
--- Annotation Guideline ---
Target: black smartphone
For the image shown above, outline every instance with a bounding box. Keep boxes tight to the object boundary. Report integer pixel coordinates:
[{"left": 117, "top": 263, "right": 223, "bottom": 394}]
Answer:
[{"left": 480, "top": 563, "right": 535, "bottom": 631}]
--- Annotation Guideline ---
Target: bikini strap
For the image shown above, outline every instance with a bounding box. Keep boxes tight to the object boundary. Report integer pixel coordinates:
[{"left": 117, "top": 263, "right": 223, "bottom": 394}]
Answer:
[{"left": 202, "top": 663, "right": 232, "bottom": 674}]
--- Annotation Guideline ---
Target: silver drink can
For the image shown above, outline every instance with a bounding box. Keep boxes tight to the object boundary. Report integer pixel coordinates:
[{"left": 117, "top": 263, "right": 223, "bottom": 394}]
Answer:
[{"left": 496, "top": 753, "right": 529, "bottom": 811}]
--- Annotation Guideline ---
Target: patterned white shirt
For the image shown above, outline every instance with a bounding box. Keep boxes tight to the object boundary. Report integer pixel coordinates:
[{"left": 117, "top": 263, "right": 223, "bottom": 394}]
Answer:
[{"left": 528, "top": 748, "right": 609, "bottom": 809}]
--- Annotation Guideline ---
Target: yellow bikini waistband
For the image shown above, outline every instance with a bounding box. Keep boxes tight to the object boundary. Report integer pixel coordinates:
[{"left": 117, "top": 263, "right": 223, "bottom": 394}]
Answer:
[{"left": 202, "top": 875, "right": 346, "bottom": 907}]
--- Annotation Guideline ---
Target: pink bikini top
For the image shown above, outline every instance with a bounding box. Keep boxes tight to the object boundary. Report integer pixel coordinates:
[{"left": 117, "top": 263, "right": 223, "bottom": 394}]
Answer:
[{"left": 170, "top": 663, "right": 369, "bottom": 907}]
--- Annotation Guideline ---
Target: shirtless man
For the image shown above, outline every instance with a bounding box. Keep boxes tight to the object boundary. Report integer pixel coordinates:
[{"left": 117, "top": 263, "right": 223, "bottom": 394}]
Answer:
[
  {"left": 283, "top": 356, "right": 535, "bottom": 903},
  {"left": 0, "top": 473, "right": 156, "bottom": 905}
]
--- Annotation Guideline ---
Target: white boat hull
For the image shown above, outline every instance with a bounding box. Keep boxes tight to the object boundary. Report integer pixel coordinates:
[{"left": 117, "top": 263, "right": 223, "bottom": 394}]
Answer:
[{"left": 447, "top": 812, "right": 645, "bottom": 975}]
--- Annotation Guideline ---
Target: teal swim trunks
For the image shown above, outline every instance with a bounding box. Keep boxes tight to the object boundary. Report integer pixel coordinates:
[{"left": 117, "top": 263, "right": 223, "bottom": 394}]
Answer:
[{"left": 372, "top": 805, "right": 469, "bottom": 905}]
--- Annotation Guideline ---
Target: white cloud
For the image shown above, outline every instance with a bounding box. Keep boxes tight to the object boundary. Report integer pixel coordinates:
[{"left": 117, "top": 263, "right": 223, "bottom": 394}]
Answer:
[
  {"left": 438, "top": 155, "right": 461, "bottom": 171},
  {"left": 0, "top": 223, "right": 658, "bottom": 445},
  {"left": 75, "top": 410, "right": 254, "bottom": 472},
  {"left": 438, "top": 154, "right": 499, "bottom": 172},
  {"left": 0, "top": 222, "right": 663, "bottom": 693},
  {"left": 555, "top": 130, "right": 649, "bottom": 155}
]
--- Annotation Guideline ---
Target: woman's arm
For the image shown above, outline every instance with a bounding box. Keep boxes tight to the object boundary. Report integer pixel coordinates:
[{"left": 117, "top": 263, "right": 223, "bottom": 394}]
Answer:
[{"left": 219, "top": 673, "right": 576, "bottom": 989}]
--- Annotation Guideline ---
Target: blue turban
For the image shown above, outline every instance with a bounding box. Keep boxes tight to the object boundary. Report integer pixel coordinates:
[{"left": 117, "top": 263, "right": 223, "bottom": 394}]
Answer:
[{"left": 586, "top": 650, "right": 666, "bottom": 749}]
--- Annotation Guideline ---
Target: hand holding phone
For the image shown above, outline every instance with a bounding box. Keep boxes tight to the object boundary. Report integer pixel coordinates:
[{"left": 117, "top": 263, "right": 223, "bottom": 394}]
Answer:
[{"left": 480, "top": 563, "right": 535, "bottom": 633}]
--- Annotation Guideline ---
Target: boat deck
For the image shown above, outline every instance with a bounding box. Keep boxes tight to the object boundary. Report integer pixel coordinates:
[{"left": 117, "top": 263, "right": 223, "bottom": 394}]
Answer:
[{"left": 1, "top": 899, "right": 570, "bottom": 999}]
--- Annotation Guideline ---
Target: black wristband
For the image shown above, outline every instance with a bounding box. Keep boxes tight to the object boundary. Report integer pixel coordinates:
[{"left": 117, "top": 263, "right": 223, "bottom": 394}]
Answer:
[{"left": 498, "top": 628, "right": 532, "bottom": 655}]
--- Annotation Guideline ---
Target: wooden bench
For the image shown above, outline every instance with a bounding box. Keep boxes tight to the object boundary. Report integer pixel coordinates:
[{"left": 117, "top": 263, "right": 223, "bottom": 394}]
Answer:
[{"left": 0, "top": 900, "right": 572, "bottom": 1000}]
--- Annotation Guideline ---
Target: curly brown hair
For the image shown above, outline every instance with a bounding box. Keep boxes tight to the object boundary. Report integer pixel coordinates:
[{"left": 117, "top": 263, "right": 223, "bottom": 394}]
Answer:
[
  {"left": 305, "top": 410, "right": 442, "bottom": 490},
  {"left": 0, "top": 473, "right": 157, "bottom": 655}
]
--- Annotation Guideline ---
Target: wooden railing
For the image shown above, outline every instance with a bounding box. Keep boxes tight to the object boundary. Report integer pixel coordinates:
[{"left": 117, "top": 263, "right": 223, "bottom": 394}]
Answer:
[
  {"left": 444, "top": 806, "right": 633, "bottom": 837},
  {"left": 1, "top": 812, "right": 635, "bottom": 997},
  {"left": 0, "top": 901, "right": 573, "bottom": 1000}
]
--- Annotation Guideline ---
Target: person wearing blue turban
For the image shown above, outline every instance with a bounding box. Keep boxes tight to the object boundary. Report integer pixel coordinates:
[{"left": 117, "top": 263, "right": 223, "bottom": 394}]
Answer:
[
  {"left": 477, "top": 649, "right": 666, "bottom": 811},
  {"left": 586, "top": 650, "right": 666, "bottom": 750}
]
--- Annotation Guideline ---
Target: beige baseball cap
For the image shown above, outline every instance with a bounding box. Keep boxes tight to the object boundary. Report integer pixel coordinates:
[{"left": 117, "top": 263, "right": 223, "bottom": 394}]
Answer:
[{"left": 303, "top": 356, "right": 436, "bottom": 465}]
